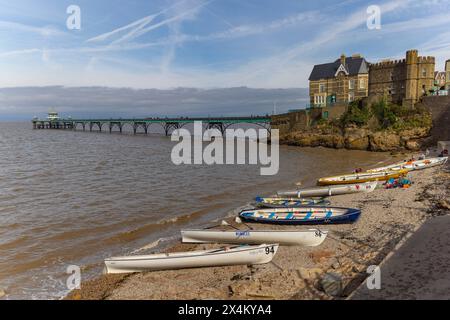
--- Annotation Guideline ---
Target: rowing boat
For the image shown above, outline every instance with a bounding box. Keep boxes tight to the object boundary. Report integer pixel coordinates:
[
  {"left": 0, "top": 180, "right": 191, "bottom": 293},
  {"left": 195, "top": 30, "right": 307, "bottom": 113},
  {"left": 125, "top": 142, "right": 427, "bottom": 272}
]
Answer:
[
  {"left": 104, "top": 243, "right": 279, "bottom": 274},
  {"left": 317, "top": 169, "right": 408, "bottom": 185},
  {"left": 255, "top": 196, "right": 330, "bottom": 208},
  {"left": 239, "top": 206, "right": 361, "bottom": 225},
  {"left": 181, "top": 229, "right": 328, "bottom": 246},
  {"left": 367, "top": 157, "right": 448, "bottom": 172},
  {"left": 277, "top": 181, "right": 377, "bottom": 198}
]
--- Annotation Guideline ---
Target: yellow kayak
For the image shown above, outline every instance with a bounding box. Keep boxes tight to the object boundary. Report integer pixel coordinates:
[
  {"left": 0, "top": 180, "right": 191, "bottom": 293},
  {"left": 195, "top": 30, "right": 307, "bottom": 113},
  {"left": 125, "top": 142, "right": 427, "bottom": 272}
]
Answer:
[{"left": 317, "top": 169, "right": 409, "bottom": 186}]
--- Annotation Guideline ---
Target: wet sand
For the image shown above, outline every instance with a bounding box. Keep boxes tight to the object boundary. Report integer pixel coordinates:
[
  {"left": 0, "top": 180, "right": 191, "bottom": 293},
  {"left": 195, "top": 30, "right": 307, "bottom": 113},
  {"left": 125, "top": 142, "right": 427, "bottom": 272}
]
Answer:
[{"left": 66, "top": 161, "right": 449, "bottom": 300}]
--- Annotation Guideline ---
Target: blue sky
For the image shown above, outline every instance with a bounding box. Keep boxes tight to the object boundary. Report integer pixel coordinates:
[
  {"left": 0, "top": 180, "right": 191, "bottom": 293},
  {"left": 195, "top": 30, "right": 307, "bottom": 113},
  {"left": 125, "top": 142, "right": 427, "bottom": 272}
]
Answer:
[{"left": 1, "top": 0, "right": 450, "bottom": 89}]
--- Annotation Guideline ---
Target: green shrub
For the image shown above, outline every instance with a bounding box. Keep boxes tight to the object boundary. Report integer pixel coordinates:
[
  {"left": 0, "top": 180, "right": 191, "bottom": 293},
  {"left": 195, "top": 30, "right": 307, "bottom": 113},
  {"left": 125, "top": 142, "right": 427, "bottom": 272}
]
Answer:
[
  {"left": 327, "top": 98, "right": 432, "bottom": 131},
  {"left": 340, "top": 100, "right": 371, "bottom": 127},
  {"left": 371, "top": 98, "right": 398, "bottom": 128}
]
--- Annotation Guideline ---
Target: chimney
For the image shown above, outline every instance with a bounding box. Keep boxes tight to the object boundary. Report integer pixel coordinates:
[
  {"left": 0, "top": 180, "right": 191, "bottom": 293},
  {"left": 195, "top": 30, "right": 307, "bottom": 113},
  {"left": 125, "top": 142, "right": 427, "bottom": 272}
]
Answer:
[{"left": 340, "top": 54, "right": 346, "bottom": 66}]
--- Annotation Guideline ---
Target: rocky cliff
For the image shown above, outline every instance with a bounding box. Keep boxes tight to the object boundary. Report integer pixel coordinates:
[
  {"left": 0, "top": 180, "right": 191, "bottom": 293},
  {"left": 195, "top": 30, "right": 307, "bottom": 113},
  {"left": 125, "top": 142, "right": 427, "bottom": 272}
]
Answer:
[{"left": 279, "top": 125, "right": 431, "bottom": 152}]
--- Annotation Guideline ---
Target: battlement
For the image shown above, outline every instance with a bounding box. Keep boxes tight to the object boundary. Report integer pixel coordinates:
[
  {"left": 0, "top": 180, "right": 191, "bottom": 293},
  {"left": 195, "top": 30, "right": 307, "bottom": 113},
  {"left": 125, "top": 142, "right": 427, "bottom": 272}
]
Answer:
[
  {"left": 369, "top": 54, "right": 435, "bottom": 69},
  {"left": 369, "top": 59, "right": 406, "bottom": 68},
  {"left": 417, "top": 56, "right": 435, "bottom": 63}
]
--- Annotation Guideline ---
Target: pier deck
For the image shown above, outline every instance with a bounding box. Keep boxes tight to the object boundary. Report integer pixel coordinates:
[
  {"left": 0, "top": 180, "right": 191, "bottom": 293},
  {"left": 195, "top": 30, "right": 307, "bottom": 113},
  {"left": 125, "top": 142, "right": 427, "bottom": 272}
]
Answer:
[{"left": 32, "top": 116, "right": 272, "bottom": 136}]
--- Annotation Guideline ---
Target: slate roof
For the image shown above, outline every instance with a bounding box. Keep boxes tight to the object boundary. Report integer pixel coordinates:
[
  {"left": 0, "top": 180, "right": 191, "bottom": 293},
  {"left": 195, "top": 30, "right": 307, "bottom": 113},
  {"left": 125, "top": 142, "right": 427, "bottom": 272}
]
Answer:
[{"left": 309, "top": 56, "right": 369, "bottom": 81}]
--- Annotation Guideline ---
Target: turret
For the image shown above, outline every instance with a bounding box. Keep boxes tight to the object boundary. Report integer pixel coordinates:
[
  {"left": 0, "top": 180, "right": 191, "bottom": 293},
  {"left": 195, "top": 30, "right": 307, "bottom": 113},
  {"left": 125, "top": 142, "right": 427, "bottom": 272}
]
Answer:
[
  {"left": 340, "top": 54, "right": 346, "bottom": 66},
  {"left": 405, "top": 49, "right": 419, "bottom": 106}
]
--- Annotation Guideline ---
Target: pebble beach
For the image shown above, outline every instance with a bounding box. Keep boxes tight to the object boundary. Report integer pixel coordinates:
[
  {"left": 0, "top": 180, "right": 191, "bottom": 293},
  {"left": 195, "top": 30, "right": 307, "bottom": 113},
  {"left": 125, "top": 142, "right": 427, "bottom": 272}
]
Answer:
[{"left": 66, "top": 157, "right": 449, "bottom": 300}]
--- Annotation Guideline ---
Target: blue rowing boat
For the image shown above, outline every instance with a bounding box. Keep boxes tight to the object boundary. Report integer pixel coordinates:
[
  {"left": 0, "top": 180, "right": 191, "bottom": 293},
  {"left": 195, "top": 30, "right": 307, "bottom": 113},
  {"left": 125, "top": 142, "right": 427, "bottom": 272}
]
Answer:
[{"left": 239, "top": 206, "right": 361, "bottom": 225}]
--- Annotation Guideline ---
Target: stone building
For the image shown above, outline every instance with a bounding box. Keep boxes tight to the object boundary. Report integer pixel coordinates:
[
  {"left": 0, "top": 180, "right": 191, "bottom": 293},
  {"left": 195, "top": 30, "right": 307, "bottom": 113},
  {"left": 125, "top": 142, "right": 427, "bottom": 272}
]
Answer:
[
  {"left": 434, "top": 71, "right": 446, "bottom": 89},
  {"left": 308, "top": 54, "right": 369, "bottom": 107},
  {"left": 446, "top": 59, "right": 450, "bottom": 90},
  {"left": 368, "top": 50, "right": 435, "bottom": 106}
]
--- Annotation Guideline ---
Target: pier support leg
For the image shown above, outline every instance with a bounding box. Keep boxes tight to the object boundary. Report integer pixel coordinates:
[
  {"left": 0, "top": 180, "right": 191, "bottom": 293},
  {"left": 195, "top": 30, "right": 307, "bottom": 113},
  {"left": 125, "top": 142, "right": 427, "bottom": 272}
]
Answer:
[{"left": 207, "top": 122, "right": 225, "bottom": 136}]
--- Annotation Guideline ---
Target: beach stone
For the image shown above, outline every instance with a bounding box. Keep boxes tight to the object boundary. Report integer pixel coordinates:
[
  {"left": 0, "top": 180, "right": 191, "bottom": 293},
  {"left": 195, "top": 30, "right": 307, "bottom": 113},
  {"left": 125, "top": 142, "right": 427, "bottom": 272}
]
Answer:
[
  {"left": 437, "top": 199, "right": 450, "bottom": 210},
  {"left": 405, "top": 140, "right": 421, "bottom": 151},
  {"left": 331, "top": 261, "right": 340, "bottom": 269},
  {"left": 297, "top": 267, "right": 323, "bottom": 279},
  {"left": 320, "top": 272, "right": 344, "bottom": 297}
]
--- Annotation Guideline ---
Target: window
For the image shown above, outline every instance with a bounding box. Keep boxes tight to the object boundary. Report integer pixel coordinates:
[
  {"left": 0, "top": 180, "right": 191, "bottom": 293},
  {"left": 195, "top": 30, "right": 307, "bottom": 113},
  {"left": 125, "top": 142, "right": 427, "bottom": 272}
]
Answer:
[
  {"left": 314, "top": 95, "right": 325, "bottom": 105},
  {"left": 319, "top": 83, "right": 326, "bottom": 93},
  {"left": 359, "top": 79, "right": 366, "bottom": 89},
  {"left": 422, "top": 68, "right": 427, "bottom": 77},
  {"left": 349, "top": 79, "right": 355, "bottom": 90},
  {"left": 348, "top": 92, "right": 355, "bottom": 102}
]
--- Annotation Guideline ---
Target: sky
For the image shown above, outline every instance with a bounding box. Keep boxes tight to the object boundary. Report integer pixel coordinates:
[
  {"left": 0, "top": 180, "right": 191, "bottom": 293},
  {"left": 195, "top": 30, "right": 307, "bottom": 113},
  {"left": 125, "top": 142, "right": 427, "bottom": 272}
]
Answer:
[
  {"left": 1, "top": 0, "right": 450, "bottom": 89},
  {"left": 0, "top": 0, "right": 450, "bottom": 119}
]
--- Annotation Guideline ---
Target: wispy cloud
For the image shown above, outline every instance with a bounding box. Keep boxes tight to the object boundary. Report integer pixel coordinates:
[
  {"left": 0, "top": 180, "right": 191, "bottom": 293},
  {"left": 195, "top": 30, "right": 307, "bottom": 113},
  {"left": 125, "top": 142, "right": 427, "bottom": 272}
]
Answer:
[
  {"left": 87, "top": 0, "right": 210, "bottom": 45},
  {"left": 0, "top": 20, "right": 64, "bottom": 37},
  {"left": 207, "top": 0, "right": 412, "bottom": 87},
  {"left": 1, "top": 0, "right": 448, "bottom": 90},
  {"left": 86, "top": 15, "right": 161, "bottom": 43}
]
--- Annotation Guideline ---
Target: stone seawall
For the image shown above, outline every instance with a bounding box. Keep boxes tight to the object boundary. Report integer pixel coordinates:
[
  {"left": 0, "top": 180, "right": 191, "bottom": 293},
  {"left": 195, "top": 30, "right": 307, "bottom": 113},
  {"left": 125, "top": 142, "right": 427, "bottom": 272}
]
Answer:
[{"left": 418, "top": 96, "right": 450, "bottom": 145}]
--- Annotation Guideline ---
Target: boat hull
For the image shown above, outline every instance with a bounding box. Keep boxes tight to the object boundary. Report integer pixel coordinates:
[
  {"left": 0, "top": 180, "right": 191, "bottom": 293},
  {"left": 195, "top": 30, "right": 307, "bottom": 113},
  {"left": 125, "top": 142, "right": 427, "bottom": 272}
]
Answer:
[
  {"left": 104, "top": 244, "right": 278, "bottom": 274},
  {"left": 317, "top": 170, "right": 408, "bottom": 185},
  {"left": 239, "top": 206, "right": 361, "bottom": 225},
  {"left": 181, "top": 229, "right": 327, "bottom": 246},
  {"left": 277, "top": 181, "right": 377, "bottom": 198},
  {"left": 367, "top": 157, "right": 448, "bottom": 172}
]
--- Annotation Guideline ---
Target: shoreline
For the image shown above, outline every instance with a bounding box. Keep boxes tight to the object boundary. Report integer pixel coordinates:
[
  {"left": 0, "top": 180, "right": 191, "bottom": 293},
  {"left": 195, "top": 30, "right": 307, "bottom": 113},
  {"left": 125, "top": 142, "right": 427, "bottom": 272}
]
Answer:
[{"left": 65, "top": 157, "right": 448, "bottom": 300}]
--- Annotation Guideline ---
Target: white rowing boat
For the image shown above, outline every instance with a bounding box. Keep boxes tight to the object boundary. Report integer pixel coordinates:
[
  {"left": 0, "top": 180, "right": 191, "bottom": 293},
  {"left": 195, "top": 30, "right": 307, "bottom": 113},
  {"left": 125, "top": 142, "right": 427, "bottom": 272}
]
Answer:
[
  {"left": 181, "top": 229, "right": 327, "bottom": 246},
  {"left": 277, "top": 181, "right": 377, "bottom": 198},
  {"left": 104, "top": 243, "right": 279, "bottom": 274},
  {"left": 367, "top": 157, "right": 448, "bottom": 172},
  {"left": 317, "top": 169, "right": 408, "bottom": 185}
]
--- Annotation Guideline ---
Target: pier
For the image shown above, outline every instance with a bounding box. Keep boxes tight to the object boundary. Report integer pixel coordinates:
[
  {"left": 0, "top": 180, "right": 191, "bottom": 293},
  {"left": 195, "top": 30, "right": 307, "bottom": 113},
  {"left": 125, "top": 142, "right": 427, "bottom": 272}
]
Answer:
[{"left": 32, "top": 116, "right": 272, "bottom": 136}]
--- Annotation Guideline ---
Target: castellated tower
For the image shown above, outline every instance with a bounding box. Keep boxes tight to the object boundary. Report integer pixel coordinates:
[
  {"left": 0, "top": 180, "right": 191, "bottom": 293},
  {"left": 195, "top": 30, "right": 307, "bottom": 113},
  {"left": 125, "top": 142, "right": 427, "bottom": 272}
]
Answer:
[
  {"left": 405, "top": 49, "right": 418, "bottom": 105},
  {"left": 404, "top": 49, "right": 435, "bottom": 107},
  {"left": 369, "top": 49, "right": 435, "bottom": 107}
]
